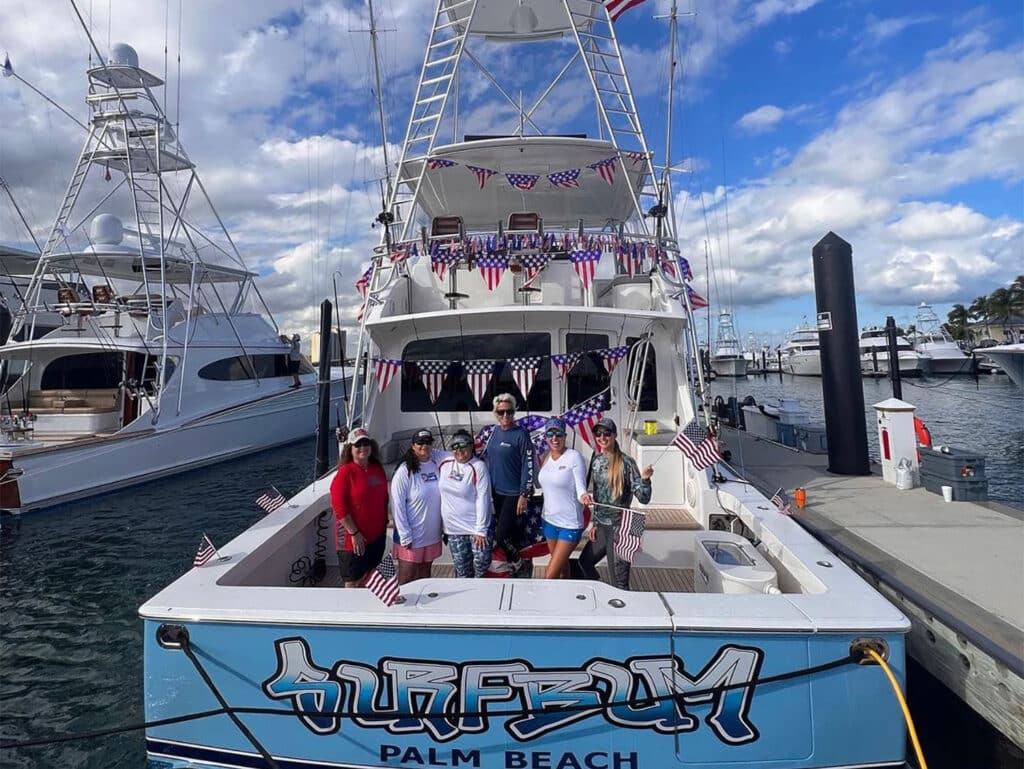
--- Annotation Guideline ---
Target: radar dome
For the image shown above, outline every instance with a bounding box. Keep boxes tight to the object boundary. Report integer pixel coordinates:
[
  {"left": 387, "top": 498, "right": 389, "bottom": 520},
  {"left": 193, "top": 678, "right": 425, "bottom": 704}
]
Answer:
[
  {"left": 109, "top": 43, "right": 139, "bottom": 68},
  {"left": 90, "top": 214, "right": 124, "bottom": 245}
]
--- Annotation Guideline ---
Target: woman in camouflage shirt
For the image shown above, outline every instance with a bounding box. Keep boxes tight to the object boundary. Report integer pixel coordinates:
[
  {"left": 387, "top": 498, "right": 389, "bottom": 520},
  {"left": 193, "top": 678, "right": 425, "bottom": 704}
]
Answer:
[{"left": 578, "top": 418, "right": 653, "bottom": 589}]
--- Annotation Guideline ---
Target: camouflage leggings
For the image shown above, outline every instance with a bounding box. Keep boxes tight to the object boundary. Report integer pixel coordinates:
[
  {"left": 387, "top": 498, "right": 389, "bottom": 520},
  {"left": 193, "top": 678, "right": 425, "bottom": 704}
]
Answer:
[{"left": 448, "top": 534, "right": 491, "bottom": 578}]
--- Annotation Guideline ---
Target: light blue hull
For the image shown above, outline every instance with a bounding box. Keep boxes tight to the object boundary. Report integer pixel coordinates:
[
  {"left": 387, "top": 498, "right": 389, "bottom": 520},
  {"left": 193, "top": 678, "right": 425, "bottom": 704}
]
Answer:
[{"left": 144, "top": 620, "right": 907, "bottom": 769}]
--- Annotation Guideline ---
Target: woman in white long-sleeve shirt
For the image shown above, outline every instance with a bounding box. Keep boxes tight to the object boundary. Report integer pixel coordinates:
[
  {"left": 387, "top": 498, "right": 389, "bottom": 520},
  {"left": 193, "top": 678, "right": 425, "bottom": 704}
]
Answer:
[
  {"left": 391, "top": 428, "right": 448, "bottom": 584},
  {"left": 537, "top": 417, "right": 593, "bottom": 579},
  {"left": 438, "top": 430, "right": 492, "bottom": 578}
]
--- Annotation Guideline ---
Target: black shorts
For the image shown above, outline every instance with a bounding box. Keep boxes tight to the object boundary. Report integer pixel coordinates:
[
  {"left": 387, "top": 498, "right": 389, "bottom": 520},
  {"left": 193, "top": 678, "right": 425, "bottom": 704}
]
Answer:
[
  {"left": 287, "top": 359, "right": 300, "bottom": 375},
  {"left": 338, "top": 534, "right": 386, "bottom": 582}
]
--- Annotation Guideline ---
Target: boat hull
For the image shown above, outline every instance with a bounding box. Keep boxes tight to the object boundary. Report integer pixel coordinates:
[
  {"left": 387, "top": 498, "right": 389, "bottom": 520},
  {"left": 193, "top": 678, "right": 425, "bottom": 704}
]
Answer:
[
  {"left": 712, "top": 356, "right": 748, "bottom": 377},
  {"left": 142, "top": 618, "right": 907, "bottom": 769},
  {"left": 782, "top": 353, "right": 821, "bottom": 377},
  {"left": 979, "top": 344, "right": 1024, "bottom": 388},
  {"left": 923, "top": 354, "right": 977, "bottom": 375},
  {"left": 0, "top": 384, "right": 346, "bottom": 513},
  {"left": 859, "top": 352, "right": 928, "bottom": 377}
]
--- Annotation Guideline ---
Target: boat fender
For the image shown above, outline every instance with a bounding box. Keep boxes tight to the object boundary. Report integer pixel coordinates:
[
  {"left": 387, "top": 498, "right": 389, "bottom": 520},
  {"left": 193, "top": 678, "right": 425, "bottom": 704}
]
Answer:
[{"left": 914, "top": 416, "right": 932, "bottom": 447}]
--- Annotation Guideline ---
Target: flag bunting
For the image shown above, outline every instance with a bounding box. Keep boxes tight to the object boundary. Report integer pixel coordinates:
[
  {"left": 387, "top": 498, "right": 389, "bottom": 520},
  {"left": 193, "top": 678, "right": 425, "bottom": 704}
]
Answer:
[{"left": 374, "top": 358, "right": 403, "bottom": 393}]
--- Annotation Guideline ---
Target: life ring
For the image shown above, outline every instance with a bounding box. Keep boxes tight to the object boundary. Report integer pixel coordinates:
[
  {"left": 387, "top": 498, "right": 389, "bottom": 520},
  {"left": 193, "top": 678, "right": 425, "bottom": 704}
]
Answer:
[{"left": 914, "top": 416, "right": 932, "bottom": 447}]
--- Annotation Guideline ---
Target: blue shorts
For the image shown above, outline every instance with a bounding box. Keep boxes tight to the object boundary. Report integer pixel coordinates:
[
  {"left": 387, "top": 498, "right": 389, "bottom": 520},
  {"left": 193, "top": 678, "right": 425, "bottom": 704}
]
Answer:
[{"left": 543, "top": 521, "right": 584, "bottom": 544}]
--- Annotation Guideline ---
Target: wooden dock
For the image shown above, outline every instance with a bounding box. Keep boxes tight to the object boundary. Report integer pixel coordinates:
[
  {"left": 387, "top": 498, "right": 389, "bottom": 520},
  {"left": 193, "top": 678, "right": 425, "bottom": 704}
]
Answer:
[{"left": 720, "top": 426, "right": 1024, "bottom": 751}]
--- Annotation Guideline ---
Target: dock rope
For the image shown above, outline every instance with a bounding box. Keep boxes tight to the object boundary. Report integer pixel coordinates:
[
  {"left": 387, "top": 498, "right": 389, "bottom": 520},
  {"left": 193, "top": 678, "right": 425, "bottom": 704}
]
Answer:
[
  {"left": 2, "top": 645, "right": 867, "bottom": 750},
  {"left": 866, "top": 648, "right": 930, "bottom": 769}
]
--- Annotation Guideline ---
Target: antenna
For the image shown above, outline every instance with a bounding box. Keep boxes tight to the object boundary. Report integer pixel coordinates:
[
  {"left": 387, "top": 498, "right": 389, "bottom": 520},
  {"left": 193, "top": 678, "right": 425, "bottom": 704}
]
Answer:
[{"left": 367, "top": 0, "right": 393, "bottom": 204}]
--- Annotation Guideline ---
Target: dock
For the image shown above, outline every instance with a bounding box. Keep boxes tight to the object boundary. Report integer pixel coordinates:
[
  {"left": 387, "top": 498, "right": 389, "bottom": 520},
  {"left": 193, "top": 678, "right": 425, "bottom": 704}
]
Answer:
[{"left": 721, "top": 426, "right": 1024, "bottom": 750}]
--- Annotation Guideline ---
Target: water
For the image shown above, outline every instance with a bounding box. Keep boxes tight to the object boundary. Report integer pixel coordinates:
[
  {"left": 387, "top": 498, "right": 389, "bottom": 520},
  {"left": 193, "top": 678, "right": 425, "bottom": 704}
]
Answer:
[{"left": 1, "top": 376, "right": 1021, "bottom": 768}]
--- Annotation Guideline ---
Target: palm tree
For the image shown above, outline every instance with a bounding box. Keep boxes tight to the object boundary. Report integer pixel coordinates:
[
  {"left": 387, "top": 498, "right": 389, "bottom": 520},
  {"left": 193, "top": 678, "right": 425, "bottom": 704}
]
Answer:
[
  {"left": 946, "top": 304, "right": 969, "bottom": 341},
  {"left": 968, "top": 295, "right": 991, "bottom": 341},
  {"left": 987, "top": 287, "right": 1013, "bottom": 322},
  {"left": 1009, "top": 275, "right": 1024, "bottom": 318}
]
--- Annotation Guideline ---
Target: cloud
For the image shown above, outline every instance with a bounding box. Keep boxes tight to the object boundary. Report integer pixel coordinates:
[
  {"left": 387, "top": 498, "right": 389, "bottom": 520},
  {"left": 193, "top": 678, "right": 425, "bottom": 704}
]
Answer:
[{"left": 736, "top": 105, "right": 786, "bottom": 133}]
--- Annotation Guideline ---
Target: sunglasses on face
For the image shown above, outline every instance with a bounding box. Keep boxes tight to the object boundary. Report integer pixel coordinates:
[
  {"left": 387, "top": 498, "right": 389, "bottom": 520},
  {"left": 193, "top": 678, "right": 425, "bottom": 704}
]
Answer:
[
  {"left": 545, "top": 430, "right": 566, "bottom": 438},
  {"left": 594, "top": 430, "right": 615, "bottom": 438},
  {"left": 353, "top": 440, "right": 372, "bottom": 449},
  {"left": 496, "top": 409, "right": 515, "bottom": 417},
  {"left": 413, "top": 439, "right": 434, "bottom": 446}
]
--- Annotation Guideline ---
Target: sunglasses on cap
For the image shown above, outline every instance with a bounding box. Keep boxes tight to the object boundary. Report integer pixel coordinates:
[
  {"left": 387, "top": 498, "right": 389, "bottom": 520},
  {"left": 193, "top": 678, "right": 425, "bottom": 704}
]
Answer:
[
  {"left": 451, "top": 441, "right": 473, "bottom": 450},
  {"left": 495, "top": 409, "right": 515, "bottom": 416},
  {"left": 413, "top": 438, "right": 434, "bottom": 446},
  {"left": 545, "top": 429, "right": 566, "bottom": 438},
  {"left": 593, "top": 429, "right": 615, "bottom": 438}
]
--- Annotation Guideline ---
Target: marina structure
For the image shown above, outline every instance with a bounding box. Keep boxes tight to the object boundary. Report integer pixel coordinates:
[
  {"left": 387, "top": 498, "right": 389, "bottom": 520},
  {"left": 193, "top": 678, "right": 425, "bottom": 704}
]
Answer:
[
  {"left": 142, "top": 3, "right": 913, "bottom": 768},
  {"left": 912, "top": 302, "right": 976, "bottom": 375},
  {"left": 0, "top": 43, "right": 341, "bottom": 513}
]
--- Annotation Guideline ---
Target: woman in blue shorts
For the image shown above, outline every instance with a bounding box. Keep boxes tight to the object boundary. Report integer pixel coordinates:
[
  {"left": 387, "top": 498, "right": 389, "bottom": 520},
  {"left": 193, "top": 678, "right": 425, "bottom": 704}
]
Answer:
[{"left": 537, "top": 417, "right": 593, "bottom": 579}]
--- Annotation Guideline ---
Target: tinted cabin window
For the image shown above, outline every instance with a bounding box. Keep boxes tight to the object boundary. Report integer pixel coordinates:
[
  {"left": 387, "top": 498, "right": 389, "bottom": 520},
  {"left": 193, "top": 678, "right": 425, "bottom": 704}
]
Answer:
[
  {"left": 401, "top": 334, "right": 551, "bottom": 412},
  {"left": 626, "top": 336, "right": 657, "bottom": 411},
  {"left": 198, "top": 355, "right": 301, "bottom": 381},
  {"left": 41, "top": 352, "right": 122, "bottom": 389},
  {"left": 566, "top": 333, "right": 609, "bottom": 406}
]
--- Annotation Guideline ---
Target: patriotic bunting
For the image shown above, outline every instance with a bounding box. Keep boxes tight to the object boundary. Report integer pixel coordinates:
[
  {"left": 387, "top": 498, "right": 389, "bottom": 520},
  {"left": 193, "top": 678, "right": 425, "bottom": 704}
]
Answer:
[
  {"left": 508, "top": 357, "right": 542, "bottom": 399},
  {"left": 477, "top": 254, "right": 508, "bottom": 291},
  {"left": 418, "top": 360, "right": 450, "bottom": 403},
  {"left": 427, "top": 158, "right": 457, "bottom": 170},
  {"left": 672, "top": 419, "right": 722, "bottom": 470},
  {"left": 563, "top": 393, "right": 607, "bottom": 449},
  {"left": 547, "top": 169, "right": 581, "bottom": 188},
  {"left": 519, "top": 252, "right": 550, "bottom": 287},
  {"left": 625, "top": 150, "right": 647, "bottom": 165},
  {"left": 374, "top": 358, "right": 403, "bottom": 393},
  {"left": 506, "top": 173, "right": 540, "bottom": 191},
  {"left": 463, "top": 359, "right": 496, "bottom": 406},
  {"left": 466, "top": 165, "right": 498, "bottom": 189},
  {"left": 430, "top": 249, "right": 461, "bottom": 280},
  {"left": 551, "top": 352, "right": 583, "bottom": 379},
  {"left": 588, "top": 156, "right": 618, "bottom": 185},
  {"left": 569, "top": 249, "right": 601, "bottom": 290},
  {"left": 357, "top": 294, "right": 382, "bottom": 322},
  {"left": 617, "top": 243, "right": 645, "bottom": 276},
  {"left": 614, "top": 508, "right": 646, "bottom": 563},
  {"left": 599, "top": 346, "right": 629, "bottom": 375}
]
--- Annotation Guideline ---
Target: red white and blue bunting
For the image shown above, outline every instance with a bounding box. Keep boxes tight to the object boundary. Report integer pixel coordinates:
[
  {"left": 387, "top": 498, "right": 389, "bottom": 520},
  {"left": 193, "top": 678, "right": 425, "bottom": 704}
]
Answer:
[{"left": 421, "top": 154, "right": 650, "bottom": 192}]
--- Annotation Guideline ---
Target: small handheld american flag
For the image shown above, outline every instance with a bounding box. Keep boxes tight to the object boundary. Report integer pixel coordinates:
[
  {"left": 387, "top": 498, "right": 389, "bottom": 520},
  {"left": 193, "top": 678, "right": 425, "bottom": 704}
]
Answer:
[
  {"left": 255, "top": 487, "right": 286, "bottom": 513},
  {"left": 672, "top": 419, "right": 723, "bottom": 470},
  {"left": 193, "top": 534, "right": 219, "bottom": 567},
  {"left": 365, "top": 553, "right": 400, "bottom": 606},
  {"left": 614, "top": 509, "right": 646, "bottom": 563},
  {"left": 770, "top": 488, "right": 793, "bottom": 515}
]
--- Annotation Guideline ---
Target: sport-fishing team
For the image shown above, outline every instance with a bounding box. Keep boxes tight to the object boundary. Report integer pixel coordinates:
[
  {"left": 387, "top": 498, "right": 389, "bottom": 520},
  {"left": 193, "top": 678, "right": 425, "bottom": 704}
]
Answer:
[{"left": 331, "top": 393, "right": 655, "bottom": 590}]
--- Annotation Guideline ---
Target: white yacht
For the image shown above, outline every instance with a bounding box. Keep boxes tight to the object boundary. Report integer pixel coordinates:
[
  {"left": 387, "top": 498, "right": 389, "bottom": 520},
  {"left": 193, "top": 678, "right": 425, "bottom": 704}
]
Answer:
[
  {"left": 978, "top": 343, "right": 1024, "bottom": 388},
  {"left": 779, "top": 325, "right": 821, "bottom": 376},
  {"left": 912, "top": 302, "right": 975, "bottom": 375},
  {"left": 141, "top": 4, "right": 909, "bottom": 768},
  {"left": 860, "top": 326, "right": 928, "bottom": 377},
  {"left": 712, "top": 311, "right": 748, "bottom": 377},
  {"left": 0, "top": 44, "right": 343, "bottom": 513}
]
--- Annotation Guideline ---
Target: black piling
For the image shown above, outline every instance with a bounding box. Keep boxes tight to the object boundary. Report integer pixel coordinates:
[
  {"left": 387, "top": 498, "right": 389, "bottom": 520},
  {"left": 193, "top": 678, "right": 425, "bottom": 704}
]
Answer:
[
  {"left": 812, "top": 232, "right": 869, "bottom": 475},
  {"left": 885, "top": 316, "right": 903, "bottom": 399},
  {"left": 315, "top": 299, "right": 333, "bottom": 478}
]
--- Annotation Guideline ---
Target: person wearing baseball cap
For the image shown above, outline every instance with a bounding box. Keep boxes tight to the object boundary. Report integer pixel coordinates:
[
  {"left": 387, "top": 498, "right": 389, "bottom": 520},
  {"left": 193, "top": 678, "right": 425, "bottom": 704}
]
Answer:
[
  {"left": 537, "top": 417, "right": 593, "bottom": 579},
  {"left": 391, "top": 428, "right": 448, "bottom": 584},
  {"left": 438, "top": 430, "right": 493, "bottom": 578},
  {"left": 331, "top": 427, "right": 389, "bottom": 587}
]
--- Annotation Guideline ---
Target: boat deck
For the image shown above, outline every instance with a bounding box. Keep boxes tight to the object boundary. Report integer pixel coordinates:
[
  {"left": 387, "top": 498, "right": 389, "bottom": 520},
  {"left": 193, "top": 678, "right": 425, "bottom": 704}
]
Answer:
[{"left": 720, "top": 426, "right": 1024, "bottom": 749}]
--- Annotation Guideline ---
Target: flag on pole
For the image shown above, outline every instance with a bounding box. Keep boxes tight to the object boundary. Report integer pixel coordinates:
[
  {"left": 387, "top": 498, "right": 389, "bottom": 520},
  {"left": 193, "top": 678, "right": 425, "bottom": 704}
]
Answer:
[
  {"left": 255, "top": 487, "right": 287, "bottom": 513},
  {"left": 506, "top": 173, "right": 540, "bottom": 191},
  {"left": 569, "top": 249, "right": 601, "bottom": 290},
  {"left": 356, "top": 294, "right": 383, "bottom": 322},
  {"left": 466, "top": 165, "right": 498, "bottom": 189},
  {"left": 686, "top": 284, "right": 709, "bottom": 309},
  {"left": 599, "top": 346, "right": 629, "bottom": 375},
  {"left": 614, "top": 508, "right": 646, "bottom": 563},
  {"left": 418, "top": 360, "right": 450, "bottom": 403},
  {"left": 770, "top": 488, "right": 793, "bottom": 515},
  {"left": 588, "top": 156, "right": 618, "bottom": 185},
  {"left": 354, "top": 265, "right": 373, "bottom": 298},
  {"left": 547, "top": 169, "right": 581, "bottom": 189},
  {"left": 672, "top": 419, "right": 722, "bottom": 470},
  {"left": 563, "top": 394, "right": 607, "bottom": 448},
  {"left": 2, "top": 54, "right": 12, "bottom": 78},
  {"left": 477, "top": 254, "right": 508, "bottom": 290},
  {"left": 551, "top": 352, "right": 582, "bottom": 379},
  {"left": 374, "top": 358, "right": 403, "bottom": 393},
  {"left": 193, "top": 534, "right": 219, "bottom": 567},
  {"left": 427, "top": 158, "right": 457, "bottom": 170},
  {"left": 463, "top": 359, "right": 496, "bottom": 406},
  {"left": 508, "top": 357, "right": 541, "bottom": 399},
  {"left": 365, "top": 553, "right": 400, "bottom": 606},
  {"left": 603, "top": 0, "right": 648, "bottom": 21}
]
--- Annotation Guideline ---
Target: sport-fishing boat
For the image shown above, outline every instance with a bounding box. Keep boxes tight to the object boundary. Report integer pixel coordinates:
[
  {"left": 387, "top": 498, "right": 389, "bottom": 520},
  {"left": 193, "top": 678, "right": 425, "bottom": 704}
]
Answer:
[
  {"left": 978, "top": 342, "right": 1024, "bottom": 388},
  {"left": 711, "top": 311, "right": 748, "bottom": 377},
  {"left": 911, "top": 302, "right": 975, "bottom": 375},
  {"left": 779, "top": 324, "right": 821, "bottom": 376},
  {"left": 859, "top": 326, "right": 928, "bottom": 377},
  {"left": 141, "top": 3, "right": 910, "bottom": 767},
  {"left": 0, "top": 43, "right": 341, "bottom": 513}
]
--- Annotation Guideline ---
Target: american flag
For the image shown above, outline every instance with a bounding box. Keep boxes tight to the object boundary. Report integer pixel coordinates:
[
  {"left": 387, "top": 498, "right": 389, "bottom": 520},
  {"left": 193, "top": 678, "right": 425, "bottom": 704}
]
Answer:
[
  {"left": 563, "top": 394, "right": 606, "bottom": 449},
  {"left": 255, "top": 487, "right": 286, "bottom": 513},
  {"left": 374, "top": 358, "right": 403, "bottom": 393},
  {"left": 193, "top": 534, "right": 219, "bottom": 568},
  {"left": 477, "top": 254, "right": 508, "bottom": 290},
  {"left": 390, "top": 242, "right": 416, "bottom": 264},
  {"left": 662, "top": 255, "right": 693, "bottom": 281},
  {"left": 354, "top": 265, "right": 373, "bottom": 298},
  {"left": 604, "top": 0, "right": 647, "bottom": 21},
  {"left": 551, "top": 352, "right": 582, "bottom": 379},
  {"left": 672, "top": 419, "right": 722, "bottom": 470},
  {"left": 614, "top": 508, "right": 646, "bottom": 563},
  {"left": 686, "top": 284, "right": 709, "bottom": 309},
  {"left": 600, "top": 346, "right": 629, "bottom": 375},
  {"left": 625, "top": 150, "right": 647, "bottom": 165},
  {"left": 569, "top": 249, "right": 602, "bottom": 290},
  {"left": 770, "top": 488, "right": 793, "bottom": 515},
  {"left": 356, "top": 294, "right": 383, "bottom": 322},
  {"left": 506, "top": 173, "right": 540, "bottom": 191},
  {"left": 430, "top": 249, "right": 461, "bottom": 280},
  {"left": 508, "top": 357, "right": 541, "bottom": 399},
  {"left": 418, "top": 360, "right": 450, "bottom": 403},
  {"left": 474, "top": 424, "right": 495, "bottom": 454},
  {"left": 588, "top": 156, "right": 618, "bottom": 185},
  {"left": 365, "top": 553, "right": 400, "bottom": 606},
  {"left": 547, "top": 169, "right": 581, "bottom": 188},
  {"left": 617, "top": 244, "right": 644, "bottom": 276},
  {"left": 427, "top": 158, "right": 457, "bottom": 170},
  {"left": 519, "top": 252, "right": 550, "bottom": 287},
  {"left": 463, "top": 359, "right": 496, "bottom": 406},
  {"left": 466, "top": 165, "right": 498, "bottom": 189}
]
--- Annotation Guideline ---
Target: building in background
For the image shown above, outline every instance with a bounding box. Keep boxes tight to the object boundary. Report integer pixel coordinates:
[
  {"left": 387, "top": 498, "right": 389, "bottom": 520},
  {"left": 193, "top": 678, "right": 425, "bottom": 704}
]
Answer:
[{"left": 309, "top": 329, "right": 346, "bottom": 365}]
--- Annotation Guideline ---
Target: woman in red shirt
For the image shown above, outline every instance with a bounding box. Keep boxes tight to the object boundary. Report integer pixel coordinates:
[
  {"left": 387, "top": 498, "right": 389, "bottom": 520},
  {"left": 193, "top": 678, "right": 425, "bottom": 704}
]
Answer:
[{"left": 331, "top": 427, "right": 389, "bottom": 587}]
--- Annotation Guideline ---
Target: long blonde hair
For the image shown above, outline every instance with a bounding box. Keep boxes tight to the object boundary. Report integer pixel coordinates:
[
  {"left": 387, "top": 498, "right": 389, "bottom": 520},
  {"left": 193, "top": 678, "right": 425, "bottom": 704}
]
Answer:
[{"left": 604, "top": 440, "right": 625, "bottom": 502}]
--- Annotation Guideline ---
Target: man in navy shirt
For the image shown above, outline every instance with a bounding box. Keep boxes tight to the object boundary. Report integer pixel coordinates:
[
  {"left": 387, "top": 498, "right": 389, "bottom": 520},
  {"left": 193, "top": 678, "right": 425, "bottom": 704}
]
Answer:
[{"left": 483, "top": 393, "right": 534, "bottom": 574}]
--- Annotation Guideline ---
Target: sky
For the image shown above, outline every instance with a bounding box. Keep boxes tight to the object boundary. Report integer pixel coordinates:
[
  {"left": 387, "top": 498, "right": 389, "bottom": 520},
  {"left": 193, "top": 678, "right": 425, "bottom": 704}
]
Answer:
[{"left": 1, "top": 0, "right": 1021, "bottom": 348}]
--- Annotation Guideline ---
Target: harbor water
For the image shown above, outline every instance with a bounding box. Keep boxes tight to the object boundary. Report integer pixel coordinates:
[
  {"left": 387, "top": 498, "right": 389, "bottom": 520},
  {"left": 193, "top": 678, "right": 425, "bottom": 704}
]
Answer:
[{"left": 1, "top": 374, "right": 1022, "bottom": 768}]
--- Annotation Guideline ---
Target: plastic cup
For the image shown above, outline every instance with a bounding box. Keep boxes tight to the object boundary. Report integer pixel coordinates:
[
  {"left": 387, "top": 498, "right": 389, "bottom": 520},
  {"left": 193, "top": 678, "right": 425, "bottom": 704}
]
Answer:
[{"left": 941, "top": 485, "right": 953, "bottom": 503}]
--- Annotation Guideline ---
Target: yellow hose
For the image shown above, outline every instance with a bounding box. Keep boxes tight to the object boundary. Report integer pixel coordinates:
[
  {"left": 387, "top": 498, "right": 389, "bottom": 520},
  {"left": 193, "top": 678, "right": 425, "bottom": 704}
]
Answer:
[{"left": 866, "top": 648, "right": 929, "bottom": 769}]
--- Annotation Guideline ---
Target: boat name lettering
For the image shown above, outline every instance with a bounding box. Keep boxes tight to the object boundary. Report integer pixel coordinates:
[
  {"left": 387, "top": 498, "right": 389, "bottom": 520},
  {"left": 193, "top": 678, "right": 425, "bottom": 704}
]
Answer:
[{"left": 262, "top": 638, "right": 763, "bottom": 745}]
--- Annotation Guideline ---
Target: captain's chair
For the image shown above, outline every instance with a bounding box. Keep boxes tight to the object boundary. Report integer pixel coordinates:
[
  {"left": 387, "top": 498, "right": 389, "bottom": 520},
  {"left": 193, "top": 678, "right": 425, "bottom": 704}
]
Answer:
[
  {"left": 92, "top": 284, "right": 116, "bottom": 305},
  {"left": 507, "top": 212, "right": 543, "bottom": 236},
  {"left": 430, "top": 215, "right": 465, "bottom": 240},
  {"left": 56, "top": 287, "right": 80, "bottom": 318}
]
